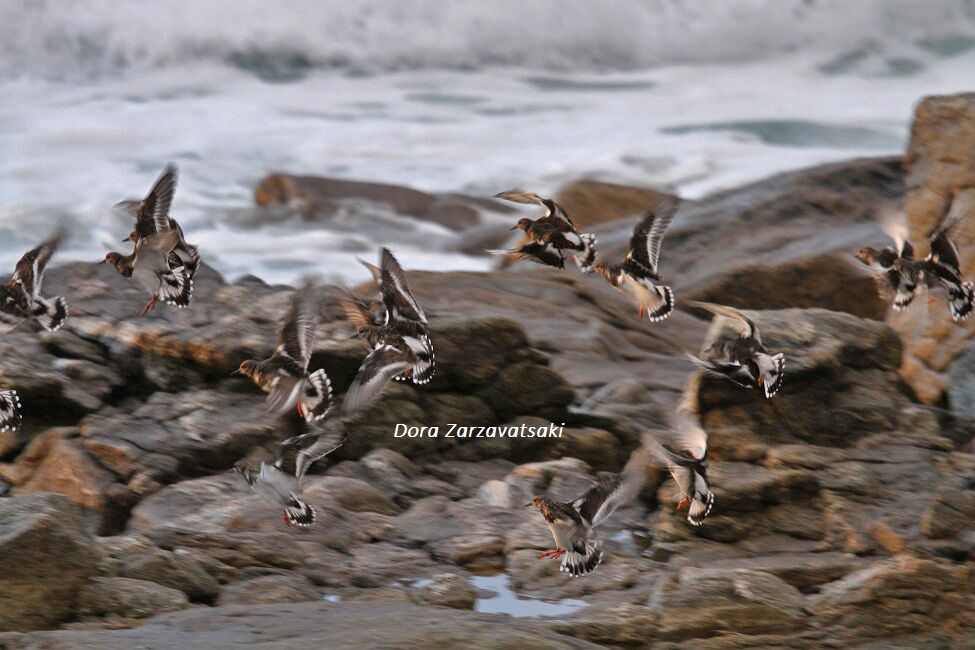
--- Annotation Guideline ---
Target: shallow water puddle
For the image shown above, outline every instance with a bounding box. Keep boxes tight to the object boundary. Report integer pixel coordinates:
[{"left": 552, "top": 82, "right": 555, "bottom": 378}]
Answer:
[{"left": 471, "top": 573, "right": 588, "bottom": 618}]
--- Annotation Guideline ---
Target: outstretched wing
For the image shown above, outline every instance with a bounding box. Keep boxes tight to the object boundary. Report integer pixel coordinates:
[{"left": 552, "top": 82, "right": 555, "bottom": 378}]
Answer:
[
  {"left": 573, "top": 447, "right": 649, "bottom": 530},
  {"left": 342, "top": 344, "right": 412, "bottom": 414},
  {"left": 339, "top": 288, "right": 377, "bottom": 331},
  {"left": 378, "top": 248, "right": 427, "bottom": 324},
  {"left": 624, "top": 195, "right": 680, "bottom": 274},
  {"left": 487, "top": 242, "right": 565, "bottom": 269},
  {"left": 276, "top": 430, "right": 348, "bottom": 484},
  {"left": 928, "top": 214, "right": 964, "bottom": 275},
  {"left": 276, "top": 282, "right": 318, "bottom": 369},
  {"left": 687, "top": 300, "right": 760, "bottom": 343},
  {"left": 133, "top": 163, "right": 178, "bottom": 237},
  {"left": 13, "top": 230, "right": 63, "bottom": 299},
  {"left": 496, "top": 190, "right": 575, "bottom": 231}
]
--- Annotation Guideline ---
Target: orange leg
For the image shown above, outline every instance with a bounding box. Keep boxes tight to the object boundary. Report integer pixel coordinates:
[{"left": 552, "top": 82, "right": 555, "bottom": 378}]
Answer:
[
  {"left": 538, "top": 549, "right": 562, "bottom": 559},
  {"left": 139, "top": 295, "right": 159, "bottom": 317},
  {"left": 297, "top": 402, "right": 306, "bottom": 419},
  {"left": 677, "top": 496, "right": 690, "bottom": 510},
  {"left": 638, "top": 305, "right": 645, "bottom": 319},
  {"left": 282, "top": 511, "right": 292, "bottom": 527}
]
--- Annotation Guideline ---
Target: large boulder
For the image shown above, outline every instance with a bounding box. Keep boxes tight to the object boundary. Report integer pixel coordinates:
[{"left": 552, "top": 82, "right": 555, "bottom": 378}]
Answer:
[
  {"left": 895, "top": 93, "right": 975, "bottom": 404},
  {"left": 0, "top": 494, "right": 102, "bottom": 631},
  {"left": 76, "top": 577, "right": 189, "bottom": 620}
]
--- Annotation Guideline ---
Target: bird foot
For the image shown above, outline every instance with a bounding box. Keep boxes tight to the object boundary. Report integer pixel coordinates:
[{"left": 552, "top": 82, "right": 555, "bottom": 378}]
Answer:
[
  {"left": 538, "top": 549, "right": 562, "bottom": 559},
  {"left": 677, "top": 496, "right": 690, "bottom": 511},
  {"left": 638, "top": 305, "right": 645, "bottom": 319},
  {"left": 282, "top": 511, "right": 292, "bottom": 527},
  {"left": 139, "top": 295, "right": 159, "bottom": 318},
  {"left": 297, "top": 403, "right": 306, "bottom": 419}
]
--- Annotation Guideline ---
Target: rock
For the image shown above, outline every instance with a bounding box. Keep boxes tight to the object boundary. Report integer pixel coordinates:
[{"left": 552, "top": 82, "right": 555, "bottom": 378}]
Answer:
[
  {"left": 14, "top": 602, "right": 601, "bottom": 648},
  {"left": 555, "top": 180, "right": 676, "bottom": 230},
  {"left": 77, "top": 577, "right": 189, "bottom": 620},
  {"left": 920, "top": 480, "right": 975, "bottom": 539},
  {"left": 217, "top": 574, "right": 321, "bottom": 606},
  {"left": 948, "top": 342, "right": 975, "bottom": 421},
  {"left": 649, "top": 568, "right": 808, "bottom": 641},
  {"left": 13, "top": 434, "right": 117, "bottom": 511},
  {"left": 0, "top": 493, "right": 102, "bottom": 631},
  {"left": 316, "top": 476, "right": 400, "bottom": 515},
  {"left": 810, "top": 556, "right": 973, "bottom": 640},
  {"left": 702, "top": 552, "right": 868, "bottom": 593},
  {"left": 98, "top": 534, "right": 220, "bottom": 603},
  {"left": 253, "top": 174, "right": 499, "bottom": 231},
  {"left": 413, "top": 573, "right": 476, "bottom": 610},
  {"left": 896, "top": 93, "right": 975, "bottom": 404}
]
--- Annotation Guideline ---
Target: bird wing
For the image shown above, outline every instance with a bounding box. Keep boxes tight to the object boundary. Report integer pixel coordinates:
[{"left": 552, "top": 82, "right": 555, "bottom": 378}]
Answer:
[
  {"left": 624, "top": 195, "right": 680, "bottom": 274},
  {"left": 688, "top": 300, "right": 760, "bottom": 344},
  {"left": 276, "top": 430, "right": 348, "bottom": 485},
  {"left": 378, "top": 248, "right": 427, "bottom": 324},
  {"left": 13, "top": 231, "right": 62, "bottom": 299},
  {"left": 573, "top": 448, "right": 648, "bottom": 530},
  {"left": 276, "top": 282, "right": 318, "bottom": 369},
  {"left": 134, "top": 163, "right": 178, "bottom": 236},
  {"left": 928, "top": 218, "right": 964, "bottom": 275},
  {"left": 487, "top": 242, "right": 565, "bottom": 269},
  {"left": 342, "top": 344, "right": 412, "bottom": 414},
  {"left": 339, "top": 287, "right": 377, "bottom": 331}
]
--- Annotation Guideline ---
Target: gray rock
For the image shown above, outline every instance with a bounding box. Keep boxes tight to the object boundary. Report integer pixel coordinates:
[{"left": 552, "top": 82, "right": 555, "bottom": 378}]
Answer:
[
  {"left": 413, "top": 573, "right": 476, "bottom": 610},
  {"left": 217, "top": 574, "right": 320, "bottom": 606}
]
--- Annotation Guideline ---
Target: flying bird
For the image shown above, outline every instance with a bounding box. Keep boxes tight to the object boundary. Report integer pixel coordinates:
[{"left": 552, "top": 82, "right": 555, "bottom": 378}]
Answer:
[
  {"left": 490, "top": 190, "right": 597, "bottom": 272},
  {"left": 857, "top": 205, "right": 973, "bottom": 319},
  {"left": 527, "top": 448, "right": 648, "bottom": 576},
  {"left": 592, "top": 196, "right": 680, "bottom": 322},
  {"left": 0, "top": 231, "right": 69, "bottom": 333},
  {"left": 342, "top": 248, "right": 435, "bottom": 414},
  {"left": 235, "top": 430, "right": 347, "bottom": 528},
  {"left": 236, "top": 282, "right": 333, "bottom": 422},
  {"left": 686, "top": 301, "right": 784, "bottom": 398},
  {"left": 117, "top": 163, "right": 201, "bottom": 282},
  {"left": 0, "top": 389, "right": 22, "bottom": 433},
  {"left": 645, "top": 404, "right": 714, "bottom": 526}
]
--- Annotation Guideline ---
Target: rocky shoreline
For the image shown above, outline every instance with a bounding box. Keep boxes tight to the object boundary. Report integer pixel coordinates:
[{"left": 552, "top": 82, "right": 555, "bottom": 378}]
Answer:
[{"left": 1, "top": 94, "right": 974, "bottom": 648}]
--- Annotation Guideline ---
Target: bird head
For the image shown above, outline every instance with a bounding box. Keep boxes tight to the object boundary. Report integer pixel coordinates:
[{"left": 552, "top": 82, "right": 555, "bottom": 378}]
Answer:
[
  {"left": 235, "top": 360, "right": 258, "bottom": 377},
  {"left": 511, "top": 218, "right": 533, "bottom": 232},
  {"left": 526, "top": 496, "right": 545, "bottom": 510},
  {"left": 101, "top": 252, "right": 123, "bottom": 269},
  {"left": 122, "top": 230, "right": 138, "bottom": 243}
]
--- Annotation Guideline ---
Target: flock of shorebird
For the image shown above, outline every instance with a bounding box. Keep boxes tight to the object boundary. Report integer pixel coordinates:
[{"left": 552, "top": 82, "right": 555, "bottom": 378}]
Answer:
[{"left": 0, "top": 164, "right": 970, "bottom": 578}]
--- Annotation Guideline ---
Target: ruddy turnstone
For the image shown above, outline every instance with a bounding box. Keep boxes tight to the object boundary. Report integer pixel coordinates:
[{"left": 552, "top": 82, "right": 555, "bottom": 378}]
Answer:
[
  {"left": 686, "top": 301, "right": 784, "bottom": 399},
  {"left": 0, "top": 389, "right": 22, "bottom": 433},
  {"left": 592, "top": 196, "right": 680, "bottom": 322},
  {"left": 236, "top": 281, "right": 333, "bottom": 422},
  {"left": 490, "top": 190, "right": 597, "bottom": 272},
  {"left": 235, "top": 430, "right": 347, "bottom": 528},
  {"left": 117, "top": 163, "right": 201, "bottom": 282},
  {"left": 857, "top": 206, "right": 973, "bottom": 319},
  {"left": 527, "top": 455, "right": 645, "bottom": 577},
  {"left": 0, "top": 231, "right": 69, "bottom": 333},
  {"left": 646, "top": 404, "right": 714, "bottom": 526}
]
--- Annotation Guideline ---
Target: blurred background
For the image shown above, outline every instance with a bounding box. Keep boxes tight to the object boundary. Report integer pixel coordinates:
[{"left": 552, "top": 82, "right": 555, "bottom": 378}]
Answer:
[{"left": 2, "top": 0, "right": 975, "bottom": 284}]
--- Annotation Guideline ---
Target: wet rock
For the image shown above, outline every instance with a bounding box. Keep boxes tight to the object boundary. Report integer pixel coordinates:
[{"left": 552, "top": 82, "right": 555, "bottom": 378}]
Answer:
[
  {"left": 413, "top": 573, "right": 476, "bottom": 610},
  {"left": 217, "top": 574, "right": 321, "bottom": 606},
  {"left": 77, "top": 577, "right": 189, "bottom": 620},
  {"left": 649, "top": 568, "right": 808, "bottom": 641},
  {"left": 0, "top": 493, "right": 102, "bottom": 631}
]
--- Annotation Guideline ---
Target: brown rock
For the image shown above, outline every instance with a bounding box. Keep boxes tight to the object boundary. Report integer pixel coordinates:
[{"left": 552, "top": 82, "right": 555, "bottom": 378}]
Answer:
[
  {"left": 554, "top": 180, "right": 676, "bottom": 229},
  {"left": 217, "top": 574, "right": 320, "bottom": 606},
  {"left": 413, "top": 573, "right": 476, "bottom": 610},
  {"left": 0, "top": 494, "right": 102, "bottom": 631},
  {"left": 77, "top": 577, "right": 189, "bottom": 620}
]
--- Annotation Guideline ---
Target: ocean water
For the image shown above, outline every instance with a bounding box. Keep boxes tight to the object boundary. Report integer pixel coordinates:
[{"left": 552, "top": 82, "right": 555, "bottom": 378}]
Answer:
[{"left": 2, "top": 0, "right": 975, "bottom": 285}]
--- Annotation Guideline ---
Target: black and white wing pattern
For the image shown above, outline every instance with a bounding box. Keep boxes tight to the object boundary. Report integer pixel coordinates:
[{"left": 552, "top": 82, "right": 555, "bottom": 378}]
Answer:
[
  {"left": 623, "top": 196, "right": 680, "bottom": 276},
  {"left": 275, "top": 430, "right": 348, "bottom": 486},
  {"left": 342, "top": 343, "right": 413, "bottom": 414},
  {"left": 276, "top": 283, "right": 318, "bottom": 371},
  {"left": 487, "top": 242, "right": 566, "bottom": 269},
  {"left": 645, "top": 405, "right": 713, "bottom": 526},
  {"left": 12, "top": 231, "right": 62, "bottom": 301},
  {"left": 378, "top": 248, "right": 427, "bottom": 324},
  {"left": 0, "top": 389, "right": 22, "bottom": 432},
  {"left": 132, "top": 163, "right": 178, "bottom": 238}
]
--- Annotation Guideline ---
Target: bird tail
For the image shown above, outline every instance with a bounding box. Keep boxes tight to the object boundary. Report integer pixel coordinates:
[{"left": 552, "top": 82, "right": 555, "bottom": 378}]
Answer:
[
  {"left": 560, "top": 542, "right": 603, "bottom": 577},
  {"left": 32, "top": 296, "right": 68, "bottom": 331},
  {"left": 645, "top": 285, "right": 675, "bottom": 322},
  {"left": 0, "top": 389, "right": 22, "bottom": 433},
  {"left": 159, "top": 265, "right": 193, "bottom": 308},
  {"left": 300, "top": 369, "right": 333, "bottom": 422},
  {"left": 950, "top": 281, "right": 974, "bottom": 321},
  {"left": 574, "top": 233, "right": 597, "bottom": 273},
  {"left": 411, "top": 333, "right": 436, "bottom": 385},
  {"left": 285, "top": 497, "right": 316, "bottom": 528},
  {"left": 687, "top": 491, "right": 715, "bottom": 526}
]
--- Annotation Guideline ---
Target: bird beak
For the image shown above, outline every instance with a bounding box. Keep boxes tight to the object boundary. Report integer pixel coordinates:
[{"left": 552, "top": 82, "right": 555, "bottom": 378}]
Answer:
[
  {"left": 509, "top": 225, "right": 519, "bottom": 231},
  {"left": 122, "top": 235, "right": 133, "bottom": 243},
  {"left": 523, "top": 502, "right": 533, "bottom": 508},
  {"left": 231, "top": 369, "right": 242, "bottom": 376}
]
